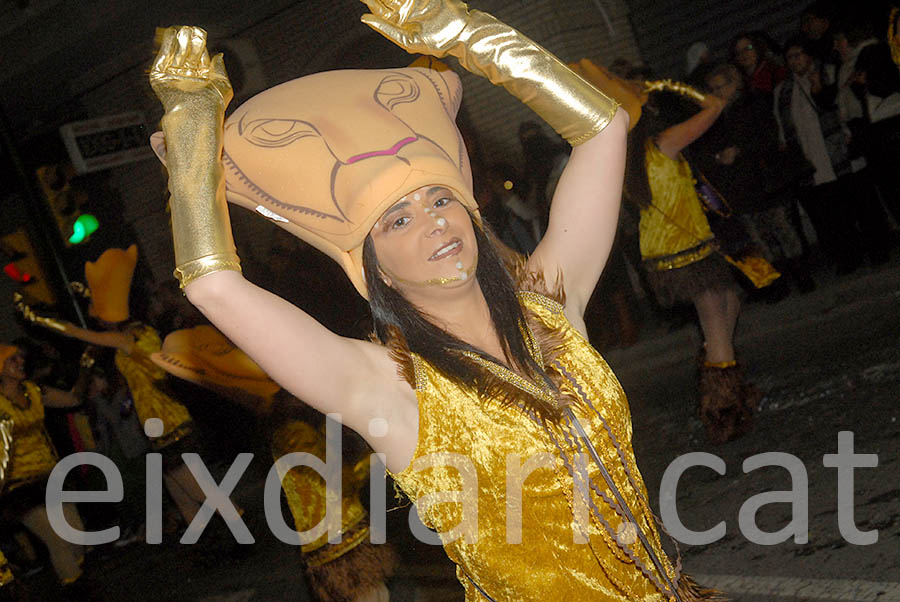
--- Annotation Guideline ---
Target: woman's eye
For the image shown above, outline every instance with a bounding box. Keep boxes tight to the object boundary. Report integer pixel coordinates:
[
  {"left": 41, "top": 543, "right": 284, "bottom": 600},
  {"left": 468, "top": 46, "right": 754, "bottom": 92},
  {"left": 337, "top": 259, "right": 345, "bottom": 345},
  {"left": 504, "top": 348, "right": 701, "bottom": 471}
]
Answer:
[
  {"left": 434, "top": 197, "right": 451, "bottom": 208},
  {"left": 392, "top": 216, "right": 410, "bottom": 229}
]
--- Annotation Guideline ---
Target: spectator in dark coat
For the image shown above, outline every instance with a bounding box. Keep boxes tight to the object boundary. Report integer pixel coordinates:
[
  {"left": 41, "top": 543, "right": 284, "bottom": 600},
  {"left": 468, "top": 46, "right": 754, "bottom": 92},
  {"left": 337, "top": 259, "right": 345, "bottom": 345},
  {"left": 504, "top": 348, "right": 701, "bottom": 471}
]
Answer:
[
  {"left": 692, "top": 63, "right": 812, "bottom": 295},
  {"left": 731, "top": 32, "right": 788, "bottom": 97}
]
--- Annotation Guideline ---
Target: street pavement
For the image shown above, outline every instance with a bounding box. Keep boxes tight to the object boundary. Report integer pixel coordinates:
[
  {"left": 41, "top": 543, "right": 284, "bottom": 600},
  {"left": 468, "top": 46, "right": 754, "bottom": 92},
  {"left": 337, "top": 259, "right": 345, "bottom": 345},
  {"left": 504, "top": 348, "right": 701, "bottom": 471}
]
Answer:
[{"left": 8, "top": 252, "right": 900, "bottom": 602}]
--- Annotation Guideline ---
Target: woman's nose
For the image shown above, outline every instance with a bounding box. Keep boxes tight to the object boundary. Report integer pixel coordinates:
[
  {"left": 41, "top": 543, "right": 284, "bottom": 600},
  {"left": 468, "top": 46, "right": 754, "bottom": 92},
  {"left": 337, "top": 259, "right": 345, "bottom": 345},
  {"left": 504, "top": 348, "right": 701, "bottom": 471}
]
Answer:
[{"left": 423, "top": 209, "right": 447, "bottom": 237}]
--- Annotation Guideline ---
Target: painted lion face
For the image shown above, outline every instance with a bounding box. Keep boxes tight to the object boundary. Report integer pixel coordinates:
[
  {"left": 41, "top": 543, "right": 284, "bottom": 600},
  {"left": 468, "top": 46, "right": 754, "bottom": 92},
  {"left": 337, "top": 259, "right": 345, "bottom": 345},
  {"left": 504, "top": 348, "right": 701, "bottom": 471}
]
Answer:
[{"left": 223, "top": 59, "right": 477, "bottom": 297}]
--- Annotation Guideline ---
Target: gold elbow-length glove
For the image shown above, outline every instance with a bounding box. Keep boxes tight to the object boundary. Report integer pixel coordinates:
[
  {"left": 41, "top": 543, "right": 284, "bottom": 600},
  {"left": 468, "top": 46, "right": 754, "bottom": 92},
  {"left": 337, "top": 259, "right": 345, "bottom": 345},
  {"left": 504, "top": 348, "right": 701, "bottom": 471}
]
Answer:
[
  {"left": 360, "top": 0, "right": 619, "bottom": 145},
  {"left": 149, "top": 26, "right": 241, "bottom": 288},
  {"left": 13, "top": 292, "right": 69, "bottom": 333}
]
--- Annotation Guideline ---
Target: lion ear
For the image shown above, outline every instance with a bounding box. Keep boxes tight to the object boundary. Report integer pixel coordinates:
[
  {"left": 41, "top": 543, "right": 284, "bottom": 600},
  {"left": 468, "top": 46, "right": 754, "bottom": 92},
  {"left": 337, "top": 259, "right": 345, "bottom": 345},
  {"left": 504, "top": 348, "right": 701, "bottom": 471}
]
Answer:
[
  {"left": 149, "top": 131, "right": 167, "bottom": 166},
  {"left": 408, "top": 56, "right": 463, "bottom": 117}
]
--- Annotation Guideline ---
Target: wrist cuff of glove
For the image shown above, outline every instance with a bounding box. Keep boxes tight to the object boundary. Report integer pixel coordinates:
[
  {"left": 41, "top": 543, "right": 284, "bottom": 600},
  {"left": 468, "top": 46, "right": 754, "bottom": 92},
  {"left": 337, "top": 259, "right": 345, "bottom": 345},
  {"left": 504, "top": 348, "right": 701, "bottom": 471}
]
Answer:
[{"left": 174, "top": 253, "right": 241, "bottom": 289}]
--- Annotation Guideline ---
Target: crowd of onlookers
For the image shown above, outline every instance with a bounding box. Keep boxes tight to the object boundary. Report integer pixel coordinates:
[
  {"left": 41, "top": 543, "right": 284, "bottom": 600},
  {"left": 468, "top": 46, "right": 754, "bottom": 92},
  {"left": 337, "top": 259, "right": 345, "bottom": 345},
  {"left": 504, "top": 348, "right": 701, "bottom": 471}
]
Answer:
[{"left": 475, "top": 1, "right": 900, "bottom": 350}]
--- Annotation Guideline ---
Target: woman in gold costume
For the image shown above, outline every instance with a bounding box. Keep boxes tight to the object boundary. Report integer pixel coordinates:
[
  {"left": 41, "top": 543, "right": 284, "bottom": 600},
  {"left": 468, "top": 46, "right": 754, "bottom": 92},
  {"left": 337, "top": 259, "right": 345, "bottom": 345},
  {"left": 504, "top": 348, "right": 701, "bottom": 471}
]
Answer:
[
  {"left": 0, "top": 344, "right": 87, "bottom": 589},
  {"left": 16, "top": 246, "right": 209, "bottom": 530},
  {"left": 623, "top": 82, "right": 767, "bottom": 445},
  {"left": 149, "top": 1, "right": 723, "bottom": 600}
]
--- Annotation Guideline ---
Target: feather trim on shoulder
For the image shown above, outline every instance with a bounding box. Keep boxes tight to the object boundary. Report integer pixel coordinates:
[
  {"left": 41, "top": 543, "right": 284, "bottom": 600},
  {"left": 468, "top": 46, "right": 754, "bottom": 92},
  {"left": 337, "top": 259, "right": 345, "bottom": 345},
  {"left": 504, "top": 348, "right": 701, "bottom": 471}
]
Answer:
[
  {"left": 506, "top": 251, "right": 566, "bottom": 308},
  {"left": 508, "top": 252, "right": 584, "bottom": 418},
  {"left": 372, "top": 326, "right": 417, "bottom": 390}
]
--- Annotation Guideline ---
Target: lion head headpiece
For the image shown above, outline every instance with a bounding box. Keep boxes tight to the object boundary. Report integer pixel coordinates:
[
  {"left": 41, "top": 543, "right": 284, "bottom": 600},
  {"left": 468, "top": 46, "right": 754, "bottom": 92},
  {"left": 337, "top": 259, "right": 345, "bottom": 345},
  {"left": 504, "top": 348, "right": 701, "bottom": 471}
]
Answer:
[
  {"left": 85, "top": 245, "right": 138, "bottom": 323},
  {"left": 150, "top": 325, "right": 280, "bottom": 412},
  {"left": 222, "top": 58, "right": 478, "bottom": 298}
]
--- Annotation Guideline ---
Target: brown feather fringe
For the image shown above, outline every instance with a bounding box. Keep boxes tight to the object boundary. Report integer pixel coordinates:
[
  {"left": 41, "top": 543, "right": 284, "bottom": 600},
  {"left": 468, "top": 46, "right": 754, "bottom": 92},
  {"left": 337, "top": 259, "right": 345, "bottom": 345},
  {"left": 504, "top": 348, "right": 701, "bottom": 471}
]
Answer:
[
  {"left": 510, "top": 255, "right": 585, "bottom": 419},
  {"left": 677, "top": 573, "right": 730, "bottom": 601},
  {"left": 304, "top": 540, "right": 400, "bottom": 602},
  {"left": 507, "top": 252, "right": 566, "bottom": 308},
  {"left": 378, "top": 325, "right": 418, "bottom": 390}
]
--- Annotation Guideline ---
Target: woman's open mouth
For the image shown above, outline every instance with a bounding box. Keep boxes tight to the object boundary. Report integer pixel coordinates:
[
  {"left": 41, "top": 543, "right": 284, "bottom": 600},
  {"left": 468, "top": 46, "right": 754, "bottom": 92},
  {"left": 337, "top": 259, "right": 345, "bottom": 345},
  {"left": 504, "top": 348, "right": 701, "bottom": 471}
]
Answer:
[{"left": 429, "top": 238, "right": 462, "bottom": 261}]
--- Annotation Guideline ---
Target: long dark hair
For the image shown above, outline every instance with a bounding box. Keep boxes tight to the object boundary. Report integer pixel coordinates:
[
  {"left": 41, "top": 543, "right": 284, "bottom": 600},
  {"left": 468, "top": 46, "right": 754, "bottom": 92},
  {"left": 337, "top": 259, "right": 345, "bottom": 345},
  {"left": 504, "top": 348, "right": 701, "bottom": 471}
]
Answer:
[
  {"left": 363, "top": 212, "right": 547, "bottom": 391},
  {"left": 624, "top": 91, "right": 698, "bottom": 210}
]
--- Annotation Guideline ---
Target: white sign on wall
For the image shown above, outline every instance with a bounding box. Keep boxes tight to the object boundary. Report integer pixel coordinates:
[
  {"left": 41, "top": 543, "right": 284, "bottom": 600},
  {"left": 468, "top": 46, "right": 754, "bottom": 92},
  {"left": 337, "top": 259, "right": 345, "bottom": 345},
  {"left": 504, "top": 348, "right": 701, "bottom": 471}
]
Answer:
[{"left": 59, "top": 112, "right": 154, "bottom": 175}]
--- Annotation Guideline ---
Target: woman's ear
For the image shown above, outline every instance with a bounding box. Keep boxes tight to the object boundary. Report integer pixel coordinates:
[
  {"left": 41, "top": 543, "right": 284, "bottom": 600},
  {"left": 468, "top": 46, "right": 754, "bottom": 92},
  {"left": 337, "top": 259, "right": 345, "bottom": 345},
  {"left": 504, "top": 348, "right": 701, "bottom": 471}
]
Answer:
[{"left": 379, "top": 270, "right": 392, "bottom": 288}]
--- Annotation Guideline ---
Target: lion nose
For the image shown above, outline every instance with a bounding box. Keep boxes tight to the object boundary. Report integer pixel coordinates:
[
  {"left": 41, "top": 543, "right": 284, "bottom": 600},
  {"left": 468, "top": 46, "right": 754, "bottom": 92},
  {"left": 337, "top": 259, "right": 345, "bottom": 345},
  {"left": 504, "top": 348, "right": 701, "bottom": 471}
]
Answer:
[{"left": 346, "top": 136, "right": 418, "bottom": 164}]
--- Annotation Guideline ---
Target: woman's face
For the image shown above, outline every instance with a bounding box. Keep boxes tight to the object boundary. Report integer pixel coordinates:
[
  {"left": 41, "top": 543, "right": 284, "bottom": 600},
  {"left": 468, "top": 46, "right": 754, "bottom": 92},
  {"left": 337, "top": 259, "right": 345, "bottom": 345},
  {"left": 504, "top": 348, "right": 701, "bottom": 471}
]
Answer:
[
  {"left": 369, "top": 185, "right": 478, "bottom": 299},
  {"left": 2, "top": 351, "right": 26, "bottom": 381},
  {"left": 734, "top": 38, "right": 759, "bottom": 72},
  {"left": 786, "top": 47, "right": 812, "bottom": 76}
]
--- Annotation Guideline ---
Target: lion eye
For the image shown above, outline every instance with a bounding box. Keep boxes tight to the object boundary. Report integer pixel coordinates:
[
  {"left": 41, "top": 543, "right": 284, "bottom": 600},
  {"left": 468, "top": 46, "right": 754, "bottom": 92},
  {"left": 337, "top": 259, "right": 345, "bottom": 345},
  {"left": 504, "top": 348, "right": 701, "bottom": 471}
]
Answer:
[
  {"left": 244, "top": 119, "right": 319, "bottom": 148},
  {"left": 375, "top": 74, "right": 420, "bottom": 111}
]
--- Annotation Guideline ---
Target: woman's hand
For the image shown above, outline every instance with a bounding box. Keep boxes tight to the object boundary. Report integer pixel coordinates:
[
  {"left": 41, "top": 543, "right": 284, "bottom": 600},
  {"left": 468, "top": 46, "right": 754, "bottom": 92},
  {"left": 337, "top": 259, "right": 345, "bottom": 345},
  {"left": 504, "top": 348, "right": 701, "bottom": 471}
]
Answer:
[
  {"left": 700, "top": 93, "right": 725, "bottom": 112},
  {"left": 359, "top": 0, "right": 470, "bottom": 56},
  {"left": 150, "top": 26, "right": 232, "bottom": 115},
  {"left": 657, "top": 87, "right": 725, "bottom": 160},
  {"left": 715, "top": 146, "right": 740, "bottom": 165},
  {"left": 149, "top": 26, "right": 242, "bottom": 289}
]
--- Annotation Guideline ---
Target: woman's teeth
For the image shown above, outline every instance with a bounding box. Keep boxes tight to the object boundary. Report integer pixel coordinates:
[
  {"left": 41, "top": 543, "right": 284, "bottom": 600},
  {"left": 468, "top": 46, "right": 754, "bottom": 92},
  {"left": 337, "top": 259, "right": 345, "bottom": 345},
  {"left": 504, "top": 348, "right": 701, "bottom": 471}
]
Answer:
[{"left": 431, "top": 240, "right": 460, "bottom": 260}]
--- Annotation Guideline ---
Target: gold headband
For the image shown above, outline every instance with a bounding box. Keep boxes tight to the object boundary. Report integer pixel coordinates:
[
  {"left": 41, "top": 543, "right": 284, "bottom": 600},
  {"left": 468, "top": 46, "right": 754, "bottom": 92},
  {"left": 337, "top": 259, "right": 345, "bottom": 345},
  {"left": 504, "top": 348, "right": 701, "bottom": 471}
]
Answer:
[{"left": 643, "top": 79, "right": 707, "bottom": 103}]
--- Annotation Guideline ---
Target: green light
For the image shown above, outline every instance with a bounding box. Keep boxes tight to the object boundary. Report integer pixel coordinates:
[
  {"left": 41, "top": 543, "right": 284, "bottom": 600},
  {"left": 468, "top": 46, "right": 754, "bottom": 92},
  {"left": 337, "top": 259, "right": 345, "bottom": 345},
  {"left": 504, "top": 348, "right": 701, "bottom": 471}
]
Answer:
[{"left": 68, "top": 214, "right": 99, "bottom": 244}]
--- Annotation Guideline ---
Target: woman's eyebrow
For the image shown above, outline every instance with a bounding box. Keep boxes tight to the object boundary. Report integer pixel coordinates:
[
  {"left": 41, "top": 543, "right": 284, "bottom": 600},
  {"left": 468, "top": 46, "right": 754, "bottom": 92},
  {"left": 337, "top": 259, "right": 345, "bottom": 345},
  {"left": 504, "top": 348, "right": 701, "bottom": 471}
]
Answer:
[
  {"left": 427, "top": 186, "right": 449, "bottom": 197},
  {"left": 379, "top": 200, "right": 411, "bottom": 224}
]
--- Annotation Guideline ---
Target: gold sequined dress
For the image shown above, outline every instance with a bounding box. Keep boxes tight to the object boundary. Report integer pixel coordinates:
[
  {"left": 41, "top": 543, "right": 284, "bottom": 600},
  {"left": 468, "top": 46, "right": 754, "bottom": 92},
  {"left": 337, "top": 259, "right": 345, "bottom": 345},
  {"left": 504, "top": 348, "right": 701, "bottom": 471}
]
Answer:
[
  {"left": 637, "top": 141, "right": 732, "bottom": 306},
  {"left": 115, "top": 324, "right": 192, "bottom": 448},
  {"left": 390, "top": 291, "right": 708, "bottom": 601},
  {"left": 271, "top": 420, "right": 370, "bottom": 565},
  {"left": 638, "top": 141, "right": 714, "bottom": 267},
  {"left": 271, "top": 417, "right": 398, "bottom": 601},
  {"left": 0, "top": 382, "right": 58, "bottom": 493}
]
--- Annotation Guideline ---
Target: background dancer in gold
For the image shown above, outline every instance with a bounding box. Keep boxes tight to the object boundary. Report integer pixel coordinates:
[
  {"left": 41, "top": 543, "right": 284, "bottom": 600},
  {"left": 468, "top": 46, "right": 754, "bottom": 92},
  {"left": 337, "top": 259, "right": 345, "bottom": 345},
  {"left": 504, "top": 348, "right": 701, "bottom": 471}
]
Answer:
[
  {"left": 15, "top": 247, "right": 210, "bottom": 530},
  {"left": 0, "top": 344, "right": 87, "bottom": 591}
]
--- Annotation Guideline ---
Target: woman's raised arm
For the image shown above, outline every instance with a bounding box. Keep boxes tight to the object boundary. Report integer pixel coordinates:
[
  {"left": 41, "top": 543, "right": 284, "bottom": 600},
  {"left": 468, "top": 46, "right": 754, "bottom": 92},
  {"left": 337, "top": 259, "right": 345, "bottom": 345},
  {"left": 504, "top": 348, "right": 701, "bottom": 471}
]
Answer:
[
  {"left": 528, "top": 110, "right": 629, "bottom": 327},
  {"left": 149, "top": 27, "right": 410, "bottom": 441},
  {"left": 182, "top": 272, "right": 406, "bottom": 436},
  {"left": 14, "top": 292, "right": 132, "bottom": 352},
  {"left": 655, "top": 93, "right": 724, "bottom": 159}
]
